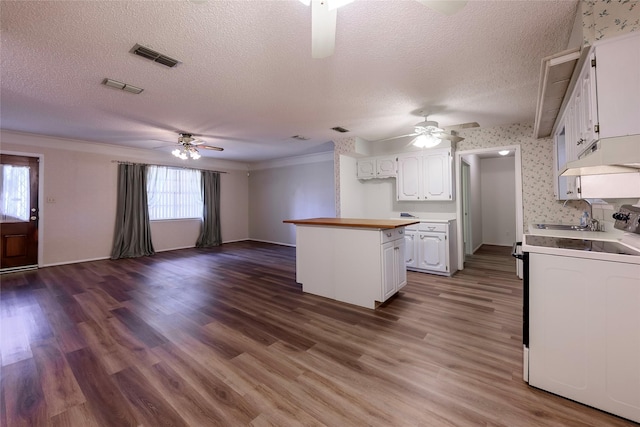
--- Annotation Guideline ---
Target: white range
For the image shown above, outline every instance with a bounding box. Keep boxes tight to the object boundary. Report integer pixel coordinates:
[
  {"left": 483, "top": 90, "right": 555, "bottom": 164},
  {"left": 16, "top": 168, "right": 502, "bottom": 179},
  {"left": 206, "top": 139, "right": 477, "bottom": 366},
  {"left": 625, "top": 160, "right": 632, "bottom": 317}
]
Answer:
[{"left": 517, "top": 205, "right": 640, "bottom": 423}]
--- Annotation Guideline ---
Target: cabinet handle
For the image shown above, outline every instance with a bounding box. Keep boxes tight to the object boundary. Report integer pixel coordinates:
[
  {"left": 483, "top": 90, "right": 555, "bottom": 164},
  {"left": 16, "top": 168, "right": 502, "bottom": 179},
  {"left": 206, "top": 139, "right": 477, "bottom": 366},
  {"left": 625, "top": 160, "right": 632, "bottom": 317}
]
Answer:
[
  {"left": 386, "top": 232, "right": 392, "bottom": 237},
  {"left": 420, "top": 235, "right": 425, "bottom": 239},
  {"left": 566, "top": 190, "right": 573, "bottom": 194},
  {"left": 398, "top": 230, "right": 403, "bottom": 234},
  {"left": 576, "top": 138, "right": 585, "bottom": 145}
]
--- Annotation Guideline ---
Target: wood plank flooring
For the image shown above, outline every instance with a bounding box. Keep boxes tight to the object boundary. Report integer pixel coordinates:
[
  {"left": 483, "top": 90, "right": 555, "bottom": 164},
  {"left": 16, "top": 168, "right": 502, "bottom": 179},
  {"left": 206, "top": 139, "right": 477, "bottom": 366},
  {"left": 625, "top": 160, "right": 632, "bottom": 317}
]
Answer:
[{"left": 1, "top": 241, "right": 636, "bottom": 426}]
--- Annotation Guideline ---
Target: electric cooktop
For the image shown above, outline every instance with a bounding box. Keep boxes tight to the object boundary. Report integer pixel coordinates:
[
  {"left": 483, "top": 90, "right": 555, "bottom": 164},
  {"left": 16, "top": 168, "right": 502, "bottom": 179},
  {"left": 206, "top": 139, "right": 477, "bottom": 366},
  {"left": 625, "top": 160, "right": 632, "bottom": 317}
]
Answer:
[{"left": 525, "top": 235, "right": 640, "bottom": 256}]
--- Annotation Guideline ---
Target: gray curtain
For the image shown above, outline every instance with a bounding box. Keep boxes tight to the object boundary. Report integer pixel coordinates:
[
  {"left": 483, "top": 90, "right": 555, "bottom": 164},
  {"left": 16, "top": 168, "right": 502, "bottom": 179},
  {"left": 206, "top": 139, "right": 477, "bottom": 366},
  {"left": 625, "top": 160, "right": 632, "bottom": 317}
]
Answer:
[
  {"left": 196, "top": 170, "right": 221, "bottom": 247},
  {"left": 111, "top": 163, "right": 155, "bottom": 259}
]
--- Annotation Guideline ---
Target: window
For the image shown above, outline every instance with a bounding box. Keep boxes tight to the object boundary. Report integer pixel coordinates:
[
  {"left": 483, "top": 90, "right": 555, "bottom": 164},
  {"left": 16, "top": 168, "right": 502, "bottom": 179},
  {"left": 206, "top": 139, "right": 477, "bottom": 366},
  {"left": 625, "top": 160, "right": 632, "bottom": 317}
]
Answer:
[
  {"left": 146, "top": 166, "right": 202, "bottom": 220},
  {"left": 0, "top": 164, "right": 30, "bottom": 222}
]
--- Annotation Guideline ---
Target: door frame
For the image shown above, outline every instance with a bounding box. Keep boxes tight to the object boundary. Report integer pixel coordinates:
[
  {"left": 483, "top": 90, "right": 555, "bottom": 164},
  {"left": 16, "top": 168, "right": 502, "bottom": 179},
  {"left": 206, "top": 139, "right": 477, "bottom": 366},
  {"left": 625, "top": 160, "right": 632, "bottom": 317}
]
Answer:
[
  {"left": 454, "top": 145, "right": 523, "bottom": 273},
  {"left": 1, "top": 150, "right": 44, "bottom": 268},
  {"left": 460, "top": 160, "right": 472, "bottom": 259}
]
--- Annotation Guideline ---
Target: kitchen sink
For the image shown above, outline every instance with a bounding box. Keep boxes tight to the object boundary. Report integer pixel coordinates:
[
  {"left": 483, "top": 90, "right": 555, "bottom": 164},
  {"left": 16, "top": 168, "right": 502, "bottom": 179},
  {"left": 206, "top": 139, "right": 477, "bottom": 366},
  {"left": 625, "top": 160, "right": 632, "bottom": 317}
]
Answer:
[{"left": 533, "top": 223, "right": 590, "bottom": 231}]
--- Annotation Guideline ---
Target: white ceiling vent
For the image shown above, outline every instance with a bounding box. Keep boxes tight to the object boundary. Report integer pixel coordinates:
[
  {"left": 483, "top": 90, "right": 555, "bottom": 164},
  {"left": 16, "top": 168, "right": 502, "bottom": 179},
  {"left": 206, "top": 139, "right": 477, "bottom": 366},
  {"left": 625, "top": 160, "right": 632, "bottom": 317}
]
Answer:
[
  {"left": 102, "top": 78, "right": 144, "bottom": 94},
  {"left": 130, "top": 44, "right": 180, "bottom": 68}
]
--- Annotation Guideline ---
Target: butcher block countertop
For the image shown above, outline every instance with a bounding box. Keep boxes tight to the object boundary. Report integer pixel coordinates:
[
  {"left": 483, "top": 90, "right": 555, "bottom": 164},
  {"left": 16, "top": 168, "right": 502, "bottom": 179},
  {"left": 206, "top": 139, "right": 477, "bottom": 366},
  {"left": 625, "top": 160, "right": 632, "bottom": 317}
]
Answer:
[{"left": 283, "top": 217, "right": 420, "bottom": 229}]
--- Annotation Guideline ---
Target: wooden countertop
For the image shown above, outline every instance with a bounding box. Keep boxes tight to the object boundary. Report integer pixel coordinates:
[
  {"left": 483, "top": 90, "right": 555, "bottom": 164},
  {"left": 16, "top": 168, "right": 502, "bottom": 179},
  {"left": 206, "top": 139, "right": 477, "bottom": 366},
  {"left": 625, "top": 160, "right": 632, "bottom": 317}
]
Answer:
[{"left": 283, "top": 217, "right": 420, "bottom": 229}]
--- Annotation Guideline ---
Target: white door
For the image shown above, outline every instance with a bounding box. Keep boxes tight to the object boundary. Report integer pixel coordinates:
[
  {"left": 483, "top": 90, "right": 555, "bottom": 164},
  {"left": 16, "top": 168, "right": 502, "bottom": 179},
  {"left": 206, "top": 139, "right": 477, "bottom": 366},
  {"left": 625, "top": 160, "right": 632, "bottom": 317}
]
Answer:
[
  {"left": 417, "top": 232, "right": 447, "bottom": 272},
  {"left": 423, "top": 150, "right": 451, "bottom": 200},
  {"left": 396, "top": 153, "right": 421, "bottom": 200}
]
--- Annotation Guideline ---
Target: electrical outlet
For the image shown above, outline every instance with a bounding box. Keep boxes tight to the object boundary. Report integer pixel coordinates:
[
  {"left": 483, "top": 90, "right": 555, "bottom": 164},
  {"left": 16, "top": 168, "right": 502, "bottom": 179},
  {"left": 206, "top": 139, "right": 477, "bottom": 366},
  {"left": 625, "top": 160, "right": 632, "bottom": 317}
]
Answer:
[{"left": 46, "top": 197, "right": 56, "bottom": 203}]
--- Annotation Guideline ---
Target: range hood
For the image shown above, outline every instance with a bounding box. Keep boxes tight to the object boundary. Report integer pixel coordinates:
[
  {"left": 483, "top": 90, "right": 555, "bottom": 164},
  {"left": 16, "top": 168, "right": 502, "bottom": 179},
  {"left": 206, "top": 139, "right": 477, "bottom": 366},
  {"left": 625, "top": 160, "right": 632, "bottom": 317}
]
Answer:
[{"left": 561, "top": 135, "right": 640, "bottom": 176}]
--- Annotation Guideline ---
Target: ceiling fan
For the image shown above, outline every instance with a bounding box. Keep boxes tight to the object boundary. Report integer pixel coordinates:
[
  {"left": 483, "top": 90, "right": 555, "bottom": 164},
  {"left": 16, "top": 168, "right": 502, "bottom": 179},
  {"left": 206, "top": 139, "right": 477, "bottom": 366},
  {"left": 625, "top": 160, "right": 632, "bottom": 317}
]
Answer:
[
  {"left": 299, "top": 0, "right": 468, "bottom": 58},
  {"left": 376, "top": 116, "right": 480, "bottom": 147},
  {"left": 163, "top": 133, "right": 224, "bottom": 160}
]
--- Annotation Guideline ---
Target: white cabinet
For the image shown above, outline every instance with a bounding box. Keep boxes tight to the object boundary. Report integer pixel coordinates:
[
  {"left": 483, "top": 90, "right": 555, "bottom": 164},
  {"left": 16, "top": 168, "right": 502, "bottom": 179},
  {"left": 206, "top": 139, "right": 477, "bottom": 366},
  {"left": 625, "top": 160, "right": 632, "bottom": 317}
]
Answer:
[
  {"left": 554, "top": 32, "right": 640, "bottom": 193},
  {"left": 376, "top": 157, "right": 396, "bottom": 178},
  {"left": 396, "top": 148, "right": 453, "bottom": 201},
  {"left": 293, "top": 224, "right": 409, "bottom": 309},
  {"left": 417, "top": 230, "right": 447, "bottom": 272},
  {"left": 357, "top": 156, "right": 396, "bottom": 179},
  {"left": 404, "top": 221, "right": 457, "bottom": 276},
  {"left": 381, "top": 233, "right": 406, "bottom": 301},
  {"left": 404, "top": 229, "right": 418, "bottom": 268},
  {"left": 356, "top": 158, "right": 375, "bottom": 179},
  {"left": 594, "top": 32, "right": 640, "bottom": 139},
  {"left": 553, "top": 119, "right": 582, "bottom": 200},
  {"left": 529, "top": 253, "right": 640, "bottom": 423}
]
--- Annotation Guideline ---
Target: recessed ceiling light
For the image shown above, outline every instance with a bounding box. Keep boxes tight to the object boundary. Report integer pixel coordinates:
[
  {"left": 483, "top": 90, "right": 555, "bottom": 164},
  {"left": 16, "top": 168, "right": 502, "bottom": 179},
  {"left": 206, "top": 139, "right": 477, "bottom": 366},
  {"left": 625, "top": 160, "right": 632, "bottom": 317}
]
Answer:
[{"left": 499, "top": 150, "right": 510, "bottom": 156}]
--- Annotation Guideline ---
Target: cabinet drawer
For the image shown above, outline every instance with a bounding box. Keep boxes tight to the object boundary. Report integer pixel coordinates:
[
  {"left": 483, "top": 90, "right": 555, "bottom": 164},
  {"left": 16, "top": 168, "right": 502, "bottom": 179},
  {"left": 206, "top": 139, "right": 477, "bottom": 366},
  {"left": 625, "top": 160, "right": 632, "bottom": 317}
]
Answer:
[
  {"left": 381, "top": 228, "right": 405, "bottom": 244},
  {"left": 418, "top": 222, "right": 447, "bottom": 233}
]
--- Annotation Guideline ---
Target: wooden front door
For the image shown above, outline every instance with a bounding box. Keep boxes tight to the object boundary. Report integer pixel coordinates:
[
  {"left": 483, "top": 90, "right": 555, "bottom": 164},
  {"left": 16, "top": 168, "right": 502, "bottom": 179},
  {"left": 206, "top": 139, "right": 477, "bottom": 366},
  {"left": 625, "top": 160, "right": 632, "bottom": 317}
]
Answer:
[{"left": 1, "top": 154, "right": 39, "bottom": 270}]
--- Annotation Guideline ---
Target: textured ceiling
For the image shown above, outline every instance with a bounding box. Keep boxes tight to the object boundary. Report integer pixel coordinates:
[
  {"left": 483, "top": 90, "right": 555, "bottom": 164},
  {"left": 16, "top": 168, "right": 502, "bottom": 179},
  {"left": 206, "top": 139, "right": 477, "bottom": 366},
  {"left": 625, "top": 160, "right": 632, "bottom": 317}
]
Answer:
[{"left": 1, "top": 0, "right": 578, "bottom": 162}]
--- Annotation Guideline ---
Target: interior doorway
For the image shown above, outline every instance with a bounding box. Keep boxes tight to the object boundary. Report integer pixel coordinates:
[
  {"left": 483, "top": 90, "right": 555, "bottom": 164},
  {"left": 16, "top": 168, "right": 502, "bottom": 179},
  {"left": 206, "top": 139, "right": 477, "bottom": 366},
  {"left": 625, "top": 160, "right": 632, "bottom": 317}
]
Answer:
[
  {"left": 455, "top": 146, "right": 523, "bottom": 275},
  {"left": 1, "top": 154, "right": 40, "bottom": 271},
  {"left": 461, "top": 160, "right": 472, "bottom": 260}
]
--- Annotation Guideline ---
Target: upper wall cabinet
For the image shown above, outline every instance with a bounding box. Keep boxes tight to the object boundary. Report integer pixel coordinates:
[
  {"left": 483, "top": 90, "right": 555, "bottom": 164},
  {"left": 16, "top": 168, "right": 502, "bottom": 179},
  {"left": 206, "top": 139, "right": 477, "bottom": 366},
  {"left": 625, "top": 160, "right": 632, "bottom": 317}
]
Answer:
[
  {"left": 396, "top": 148, "right": 453, "bottom": 201},
  {"left": 559, "top": 32, "right": 640, "bottom": 159},
  {"left": 357, "top": 155, "right": 396, "bottom": 179}
]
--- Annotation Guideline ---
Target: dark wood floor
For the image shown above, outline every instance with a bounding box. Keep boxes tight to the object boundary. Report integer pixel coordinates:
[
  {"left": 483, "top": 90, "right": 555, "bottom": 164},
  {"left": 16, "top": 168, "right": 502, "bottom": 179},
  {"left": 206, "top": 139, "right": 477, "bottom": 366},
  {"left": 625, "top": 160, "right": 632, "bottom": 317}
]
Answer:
[{"left": 1, "top": 242, "right": 635, "bottom": 426}]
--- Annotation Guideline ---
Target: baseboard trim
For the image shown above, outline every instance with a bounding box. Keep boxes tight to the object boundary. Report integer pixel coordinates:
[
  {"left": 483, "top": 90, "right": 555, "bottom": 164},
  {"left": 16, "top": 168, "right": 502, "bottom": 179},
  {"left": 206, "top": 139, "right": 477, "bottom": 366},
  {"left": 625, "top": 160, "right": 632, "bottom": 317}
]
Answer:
[{"left": 248, "top": 239, "right": 295, "bottom": 248}]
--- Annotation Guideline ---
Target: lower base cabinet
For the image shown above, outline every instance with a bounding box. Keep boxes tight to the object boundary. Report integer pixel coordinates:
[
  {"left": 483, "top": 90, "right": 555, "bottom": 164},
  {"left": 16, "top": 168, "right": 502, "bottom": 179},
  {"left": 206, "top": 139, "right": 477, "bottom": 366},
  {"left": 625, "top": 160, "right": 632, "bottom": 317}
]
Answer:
[{"left": 404, "top": 221, "right": 457, "bottom": 276}]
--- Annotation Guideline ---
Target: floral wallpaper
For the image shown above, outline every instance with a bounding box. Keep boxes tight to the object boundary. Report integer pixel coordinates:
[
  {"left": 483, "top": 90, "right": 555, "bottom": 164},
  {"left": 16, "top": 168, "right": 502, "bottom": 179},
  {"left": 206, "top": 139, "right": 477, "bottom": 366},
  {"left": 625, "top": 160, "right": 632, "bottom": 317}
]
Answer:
[
  {"left": 582, "top": 0, "right": 640, "bottom": 44},
  {"left": 457, "top": 123, "right": 590, "bottom": 229}
]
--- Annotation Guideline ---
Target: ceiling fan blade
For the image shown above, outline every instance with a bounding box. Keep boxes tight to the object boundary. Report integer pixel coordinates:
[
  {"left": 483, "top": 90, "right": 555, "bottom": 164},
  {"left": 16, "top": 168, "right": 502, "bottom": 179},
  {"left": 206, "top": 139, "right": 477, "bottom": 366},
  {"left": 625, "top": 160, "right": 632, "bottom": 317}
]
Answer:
[
  {"left": 311, "top": 0, "right": 337, "bottom": 58},
  {"left": 374, "top": 133, "right": 419, "bottom": 143},
  {"left": 415, "top": 0, "right": 467, "bottom": 16},
  {"left": 200, "top": 145, "right": 224, "bottom": 151},
  {"left": 443, "top": 122, "right": 480, "bottom": 131},
  {"left": 435, "top": 132, "right": 464, "bottom": 143}
]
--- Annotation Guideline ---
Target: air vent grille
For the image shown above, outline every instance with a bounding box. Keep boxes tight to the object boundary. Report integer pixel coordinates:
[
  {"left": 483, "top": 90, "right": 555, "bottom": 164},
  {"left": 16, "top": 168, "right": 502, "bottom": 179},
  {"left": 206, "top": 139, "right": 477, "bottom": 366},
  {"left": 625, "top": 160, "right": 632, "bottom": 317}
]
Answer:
[
  {"left": 130, "top": 44, "right": 180, "bottom": 68},
  {"left": 102, "top": 78, "right": 144, "bottom": 94},
  {"left": 291, "top": 135, "right": 310, "bottom": 141},
  {"left": 331, "top": 126, "right": 349, "bottom": 133}
]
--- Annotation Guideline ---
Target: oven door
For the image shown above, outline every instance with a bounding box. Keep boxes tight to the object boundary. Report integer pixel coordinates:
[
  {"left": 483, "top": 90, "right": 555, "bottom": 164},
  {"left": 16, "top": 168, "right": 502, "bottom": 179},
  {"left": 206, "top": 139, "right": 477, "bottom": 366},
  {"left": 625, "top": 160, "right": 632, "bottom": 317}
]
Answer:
[{"left": 511, "top": 242, "right": 529, "bottom": 382}]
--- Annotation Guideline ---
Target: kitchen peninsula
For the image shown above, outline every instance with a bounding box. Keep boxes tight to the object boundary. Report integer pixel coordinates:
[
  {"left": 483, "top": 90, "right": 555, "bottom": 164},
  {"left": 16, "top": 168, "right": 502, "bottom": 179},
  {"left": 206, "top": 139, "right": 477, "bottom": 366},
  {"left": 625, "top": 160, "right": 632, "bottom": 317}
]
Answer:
[{"left": 283, "top": 218, "right": 420, "bottom": 309}]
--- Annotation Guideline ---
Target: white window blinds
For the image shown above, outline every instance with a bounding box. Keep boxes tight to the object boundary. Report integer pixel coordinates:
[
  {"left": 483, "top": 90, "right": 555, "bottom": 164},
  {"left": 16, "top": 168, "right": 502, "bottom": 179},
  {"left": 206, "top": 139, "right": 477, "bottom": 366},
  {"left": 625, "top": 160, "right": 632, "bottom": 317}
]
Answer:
[{"left": 146, "top": 166, "right": 202, "bottom": 220}]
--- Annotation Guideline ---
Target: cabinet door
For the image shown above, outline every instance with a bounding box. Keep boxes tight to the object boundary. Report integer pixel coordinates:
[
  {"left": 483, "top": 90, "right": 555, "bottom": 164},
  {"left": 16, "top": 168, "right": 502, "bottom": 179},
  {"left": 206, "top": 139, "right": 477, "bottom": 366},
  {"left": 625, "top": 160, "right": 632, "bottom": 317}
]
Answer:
[
  {"left": 417, "top": 232, "right": 447, "bottom": 272},
  {"left": 396, "top": 153, "right": 421, "bottom": 200},
  {"left": 381, "top": 241, "right": 397, "bottom": 300},
  {"left": 580, "top": 57, "right": 598, "bottom": 148},
  {"left": 394, "top": 239, "right": 407, "bottom": 291},
  {"left": 376, "top": 157, "right": 396, "bottom": 178},
  {"left": 422, "top": 150, "right": 452, "bottom": 200},
  {"left": 595, "top": 33, "right": 640, "bottom": 138},
  {"left": 404, "top": 232, "right": 417, "bottom": 268},
  {"left": 357, "top": 158, "right": 375, "bottom": 179}
]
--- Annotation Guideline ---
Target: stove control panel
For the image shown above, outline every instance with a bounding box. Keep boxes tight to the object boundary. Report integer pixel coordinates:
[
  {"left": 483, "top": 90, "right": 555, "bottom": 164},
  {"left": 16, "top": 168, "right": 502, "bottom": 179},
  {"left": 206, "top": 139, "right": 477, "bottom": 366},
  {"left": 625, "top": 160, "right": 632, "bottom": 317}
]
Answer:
[{"left": 613, "top": 204, "right": 640, "bottom": 234}]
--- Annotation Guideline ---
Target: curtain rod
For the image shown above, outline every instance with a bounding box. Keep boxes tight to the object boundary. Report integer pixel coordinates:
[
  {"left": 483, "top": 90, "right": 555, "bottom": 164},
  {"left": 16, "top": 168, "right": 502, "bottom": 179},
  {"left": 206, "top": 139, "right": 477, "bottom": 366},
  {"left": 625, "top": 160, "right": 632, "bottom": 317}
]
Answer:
[{"left": 111, "top": 160, "right": 228, "bottom": 174}]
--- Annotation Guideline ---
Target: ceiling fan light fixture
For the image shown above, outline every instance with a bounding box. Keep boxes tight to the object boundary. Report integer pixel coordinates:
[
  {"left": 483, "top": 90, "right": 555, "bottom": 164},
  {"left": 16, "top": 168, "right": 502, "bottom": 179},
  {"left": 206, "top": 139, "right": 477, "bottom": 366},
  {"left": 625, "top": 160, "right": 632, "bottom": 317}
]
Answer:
[
  {"left": 413, "top": 134, "right": 442, "bottom": 149},
  {"left": 414, "top": 120, "right": 443, "bottom": 134}
]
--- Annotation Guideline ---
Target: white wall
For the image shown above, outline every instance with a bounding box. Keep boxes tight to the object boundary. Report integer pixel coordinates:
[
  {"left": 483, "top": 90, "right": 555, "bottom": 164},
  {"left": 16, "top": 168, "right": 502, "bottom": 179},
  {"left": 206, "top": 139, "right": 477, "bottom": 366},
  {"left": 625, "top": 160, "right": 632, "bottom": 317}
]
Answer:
[
  {"left": 0, "top": 130, "right": 250, "bottom": 266},
  {"left": 339, "top": 155, "right": 366, "bottom": 217},
  {"left": 248, "top": 153, "right": 335, "bottom": 246},
  {"left": 479, "top": 156, "right": 516, "bottom": 246}
]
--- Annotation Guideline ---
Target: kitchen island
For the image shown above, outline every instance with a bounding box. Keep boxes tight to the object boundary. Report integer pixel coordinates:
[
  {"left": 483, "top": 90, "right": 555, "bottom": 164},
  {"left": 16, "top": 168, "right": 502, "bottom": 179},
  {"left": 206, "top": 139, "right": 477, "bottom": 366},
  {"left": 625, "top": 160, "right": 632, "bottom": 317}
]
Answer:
[{"left": 283, "top": 218, "right": 419, "bottom": 309}]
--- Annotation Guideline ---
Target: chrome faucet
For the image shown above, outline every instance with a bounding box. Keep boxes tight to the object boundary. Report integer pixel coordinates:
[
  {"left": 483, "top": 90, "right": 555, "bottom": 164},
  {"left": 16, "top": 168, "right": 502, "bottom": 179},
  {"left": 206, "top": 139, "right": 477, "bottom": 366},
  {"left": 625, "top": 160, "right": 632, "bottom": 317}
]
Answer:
[{"left": 562, "top": 198, "right": 602, "bottom": 231}]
